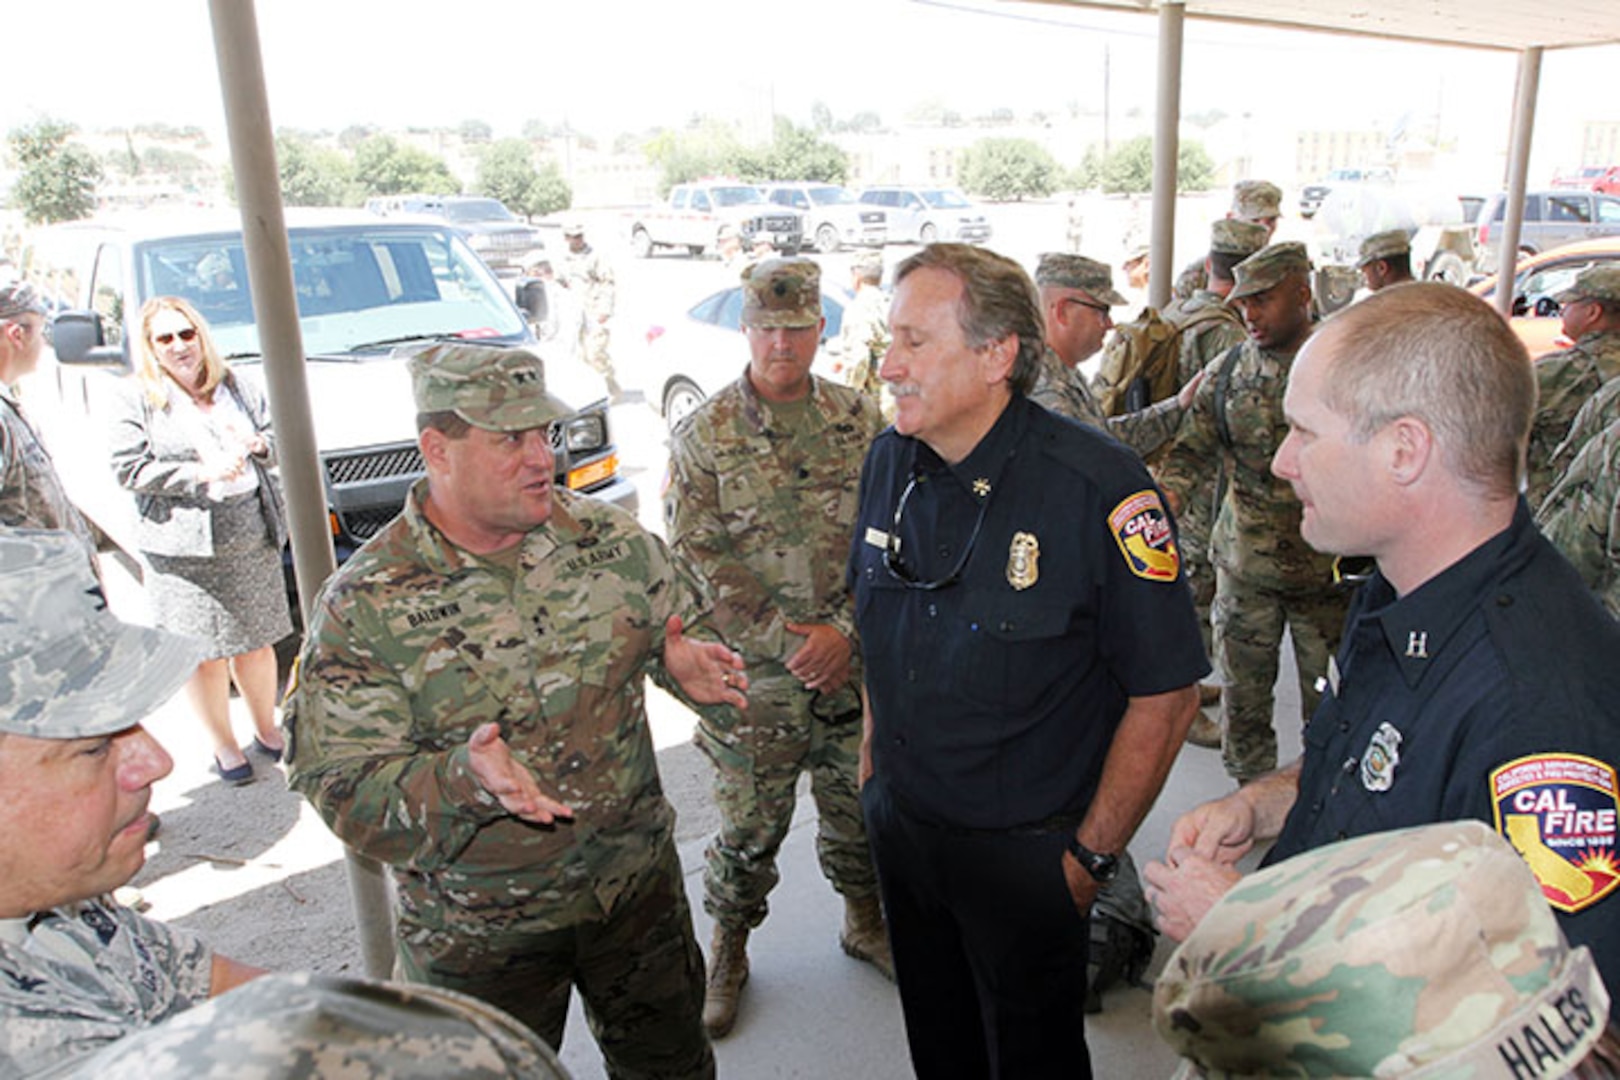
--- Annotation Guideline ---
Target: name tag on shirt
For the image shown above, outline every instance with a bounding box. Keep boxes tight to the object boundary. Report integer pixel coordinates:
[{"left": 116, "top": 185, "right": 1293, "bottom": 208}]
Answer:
[{"left": 865, "top": 527, "right": 892, "bottom": 551}]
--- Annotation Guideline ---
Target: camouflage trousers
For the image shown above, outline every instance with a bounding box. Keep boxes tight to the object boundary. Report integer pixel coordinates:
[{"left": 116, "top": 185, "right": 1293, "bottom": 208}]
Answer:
[
  {"left": 1213, "top": 570, "right": 1348, "bottom": 781},
  {"left": 581, "top": 320, "right": 618, "bottom": 391},
  {"left": 695, "top": 667, "right": 878, "bottom": 931},
  {"left": 393, "top": 840, "right": 714, "bottom": 1080}
]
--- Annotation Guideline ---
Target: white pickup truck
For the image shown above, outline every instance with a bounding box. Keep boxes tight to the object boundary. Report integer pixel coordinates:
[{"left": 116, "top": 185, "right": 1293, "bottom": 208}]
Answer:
[{"left": 629, "top": 181, "right": 803, "bottom": 258}]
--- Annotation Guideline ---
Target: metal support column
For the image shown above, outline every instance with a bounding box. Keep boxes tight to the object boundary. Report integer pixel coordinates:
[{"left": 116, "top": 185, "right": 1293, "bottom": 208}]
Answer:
[
  {"left": 1495, "top": 46, "right": 1541, "bottom": 317},
  {"left": 207, "top": 0, "right": 395, "bottom": 979},
  {"left": 1149, "top": 1, "right": 1186, "bottom": 309}
]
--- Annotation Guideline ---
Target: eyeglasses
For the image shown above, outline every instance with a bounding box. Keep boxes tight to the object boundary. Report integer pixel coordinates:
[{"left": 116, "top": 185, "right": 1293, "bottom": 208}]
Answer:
[
  {"left": 153, "top": 327, "right": 198, "bottom": 346},
  {"left": 883, "top": 472, "right": 992, "bottom": 591},
  {"left": 1061, "top": 295, "right": 1113, "bottom": 320}
]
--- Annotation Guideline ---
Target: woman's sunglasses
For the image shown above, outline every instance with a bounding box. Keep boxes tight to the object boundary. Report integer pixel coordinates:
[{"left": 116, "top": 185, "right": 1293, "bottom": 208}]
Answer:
[{"left": 153, "top": 327, "right": 198, "bottom": 346}]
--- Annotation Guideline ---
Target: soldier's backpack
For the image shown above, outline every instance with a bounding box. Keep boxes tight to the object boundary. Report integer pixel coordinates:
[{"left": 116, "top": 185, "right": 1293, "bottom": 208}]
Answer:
[{"left": 1095, "top": 305, "right": 1229, "bottom": 417}]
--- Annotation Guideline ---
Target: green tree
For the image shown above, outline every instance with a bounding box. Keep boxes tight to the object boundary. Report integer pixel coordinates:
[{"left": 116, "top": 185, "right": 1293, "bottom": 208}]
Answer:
[
  {"left": 276, "top": 133, "right": 354, "bottom": 206},
  {"left": 959, "top": 137, "right": 1058, "bottom": 201},
  {"left": 459, "top": 119, "right": 493, "bottom": 143},
  {"left": 352, "top": 134, "right": 458, "bottom": 196},
  {"left": 759, "top": 117, "right": 847, "bottom": 184},
  {"left": 474, "top": 139, "right": 570, "bottom": 217},
  {"left": 1097, "top": 136, "right": 1215, "bottom": 194},
  {"left": 477, "top": 138, "right": 540, "bottom": 213},
  {"left": 7, "top": 119, "right": 101, "bottom": 224},
  {"left": 528, "top": 160, "right": 572, "bottom": 216}
]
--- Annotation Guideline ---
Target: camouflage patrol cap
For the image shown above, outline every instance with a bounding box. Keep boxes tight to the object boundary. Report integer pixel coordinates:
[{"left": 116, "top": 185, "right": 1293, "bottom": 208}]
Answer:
[
  {"left": 852, "top": 249, "right": 884, "bottom": 280},
  {"left": 1034, "top": 253, "right": 1129, "bottom": 306},
  {"left": 1153, "top": 821, "right": 1610, "bottom": 1079},
  {"left": 716, "top": 224, "right": 739, "bottom": 241},
  {"left": 72, "top": 971, "right": 573, "bottom": 1079},
  {"left": 749, "top": 234, "right": 777, "bottom": 253},
  {"left": 0, "top": 530, "right": 203, "bottom": 740},
  {"left": 1356, "top": 228, "right": 1412, "bottom": 268},
  {"left": 1209, "top": 219, "right": 1268, "bottom": 258},
  {"left": 1227, "top": 241, "right": 1311, "bottom": 301},
  {"left": 741, "top": 256, "right": 822, "bottom": 329},
  {"left": 1553, "top": 264, "right": 1620, "bottom": 306},
  {"left": 0, "top": 282, "right": 46, "bottom": 322},
  {"left": 409, "top": 345, "right": 571, "bottom": 433},
  {"left": 1229, "top": 179, "right": 1282, "bottom": 222}
]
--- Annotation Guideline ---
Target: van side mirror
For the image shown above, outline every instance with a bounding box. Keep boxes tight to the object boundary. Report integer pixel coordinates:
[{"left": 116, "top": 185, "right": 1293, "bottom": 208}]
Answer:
[{"left": 51, "top": 310, "right": 130, "bottom": 371}]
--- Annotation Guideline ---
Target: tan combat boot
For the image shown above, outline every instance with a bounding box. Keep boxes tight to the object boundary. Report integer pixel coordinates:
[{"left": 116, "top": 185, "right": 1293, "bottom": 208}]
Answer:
[
  {"left": 703, "top": 924, "right": 749, "bottom": 1039},
  {"left": 840, "top": 893, "right": 896, "bottom": 981},
  {"left": 1185, "top": 694, "right": 1222, "bottom": 749}
]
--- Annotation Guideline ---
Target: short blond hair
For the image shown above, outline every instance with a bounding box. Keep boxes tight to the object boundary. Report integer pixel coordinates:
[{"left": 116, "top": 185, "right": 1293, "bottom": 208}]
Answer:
[{"left": 1315, "top": 283, "right": 1534, "bottom": 499}]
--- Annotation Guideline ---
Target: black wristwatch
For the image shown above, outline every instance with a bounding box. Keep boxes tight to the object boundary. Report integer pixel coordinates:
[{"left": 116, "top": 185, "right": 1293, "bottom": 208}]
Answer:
[{"left": 1066, "top": 836, "right": 1120, "bottom": 883}]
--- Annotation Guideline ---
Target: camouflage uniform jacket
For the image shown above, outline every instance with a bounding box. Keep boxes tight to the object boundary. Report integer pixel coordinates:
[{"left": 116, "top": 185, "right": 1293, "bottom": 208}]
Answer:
[
  {"left": 1537, "top": 414, "right": 1620, "bottom": 618},
  {"left": 1171, "top": 290, "right": 1247, "bottom": 389},
  {"left": 666, "top": 370, "right": 879, "bottom": 666},
  {"left": 1546, "top": 365, "right": 1620, "bottom": 493},
  {"left": 835, "top": 286, "right": 891, "bottom": 398},
  {"left": 1156, "top": 337, "right": 1336, "bottom": 590},
  {"left": 0, "top": 899, "right": 212, "bottom": 1077},
  {"left": 1525, "top": 329, "right": 1620, "bottom": 505},
  {"left": 0, "top": 386, "right": 96, "bottom": 557},
  {"left": 560, "top": 244, "right": 615, "bottom": 321},
  {"left": 1172, "top": 257, "right": 1207, "bottom": 303},
  {"left": 1028, "top": 348, "right": 1185, "bottom": 460},
  {"left": 287, "top": 482, "right": 712, "bottom": 927}
]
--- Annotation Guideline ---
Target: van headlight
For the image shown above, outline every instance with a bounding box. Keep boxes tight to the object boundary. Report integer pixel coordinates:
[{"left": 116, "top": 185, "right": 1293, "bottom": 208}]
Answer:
[{"left": 560, "top": 413, "right": 607, "bottom": 453}]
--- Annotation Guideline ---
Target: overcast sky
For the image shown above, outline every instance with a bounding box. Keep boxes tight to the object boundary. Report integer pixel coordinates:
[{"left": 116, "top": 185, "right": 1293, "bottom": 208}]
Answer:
[{"left": 5, "top": 1, "right": 1615, "bottom": 163}]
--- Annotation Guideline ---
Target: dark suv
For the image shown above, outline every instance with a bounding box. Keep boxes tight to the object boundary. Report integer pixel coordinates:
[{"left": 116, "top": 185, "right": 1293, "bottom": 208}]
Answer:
[{"left": 367, "top": 195, "right": 547, "bottom": 275}]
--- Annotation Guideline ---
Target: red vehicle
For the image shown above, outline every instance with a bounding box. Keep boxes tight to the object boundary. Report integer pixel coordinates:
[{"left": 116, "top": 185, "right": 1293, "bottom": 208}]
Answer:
[{"left": 1551, "top": 165, "right": 1620, "bottom": 195}]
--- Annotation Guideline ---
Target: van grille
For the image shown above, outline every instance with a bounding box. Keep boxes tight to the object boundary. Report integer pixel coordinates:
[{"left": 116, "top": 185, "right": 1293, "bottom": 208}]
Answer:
[
  {"left": 344, "top": 506, "right": 405, "bottom": 540},
  {"left": 326, "top": 446, "right": 424, "bottom": 486}
]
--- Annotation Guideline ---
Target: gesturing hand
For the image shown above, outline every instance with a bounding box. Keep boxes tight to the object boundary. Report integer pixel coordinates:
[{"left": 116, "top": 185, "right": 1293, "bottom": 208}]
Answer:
[
  {"left": 465, "top": 722, "right": 574, "bottom": 824},
  {"left": 664, "top": 616, "right": 748, "bottom": 708}
]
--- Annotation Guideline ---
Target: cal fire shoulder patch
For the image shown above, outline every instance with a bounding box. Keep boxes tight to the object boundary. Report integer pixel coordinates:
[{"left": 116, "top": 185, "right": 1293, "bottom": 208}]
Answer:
[
  {"left": 1491, "top": 753, "right": 1619, "bottom": 913},
  {"left": 1108, "top": 490, "right": 1180, "bottom": 582}
]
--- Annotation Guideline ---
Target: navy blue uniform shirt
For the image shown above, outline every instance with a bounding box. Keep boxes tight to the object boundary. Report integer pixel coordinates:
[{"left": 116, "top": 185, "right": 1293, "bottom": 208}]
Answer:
[
  {"left": 1268, "top": 501, "right": 1620, "bottom": 993},
  {"left": 848, "top": 396, "right": 1209, "bottom": 831}
]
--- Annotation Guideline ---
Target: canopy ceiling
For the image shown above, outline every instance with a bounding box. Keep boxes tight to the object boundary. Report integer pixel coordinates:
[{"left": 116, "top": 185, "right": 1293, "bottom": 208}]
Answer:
[{"left": 1028, "top": 0, "right": 1620, "bottom": 51}]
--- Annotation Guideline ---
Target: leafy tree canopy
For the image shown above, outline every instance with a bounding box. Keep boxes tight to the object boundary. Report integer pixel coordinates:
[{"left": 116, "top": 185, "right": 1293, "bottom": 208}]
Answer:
[
  {"left": 7, "top": 119, "right": 101, "bottom": 225},
  {"left": 352, "top": 135, "right": 458, "bottom": 196},
  {"left": 959, "top": 137, "right": 1058, "bottom": 201}
]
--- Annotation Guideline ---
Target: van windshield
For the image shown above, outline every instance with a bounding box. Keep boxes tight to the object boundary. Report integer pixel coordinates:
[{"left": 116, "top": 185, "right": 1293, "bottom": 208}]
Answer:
[{"left": 135, "top": 226, "right": 527, "bottom": 357}]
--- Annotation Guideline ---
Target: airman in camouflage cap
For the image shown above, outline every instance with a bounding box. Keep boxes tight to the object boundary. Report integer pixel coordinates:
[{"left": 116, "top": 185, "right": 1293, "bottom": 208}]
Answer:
[
  {"left": 1209, "top": 219, "right": 1268, "bottom": 258},
  {"left": 1356, "top": 227, "right": 1412, "bottom": 268},
  {"left": 1227, "top": 241, "right": 1311, "bottom": 301},
  {"left": 1153, "top": 820, "right": 1611, "bottom": 1078},
  {"left": 0, "top": 529, "right": 201, "bottom": 739},
  {"left": 741, "top": 256, "right": 821, "bottom": 329},
  {"left": 0, "top": 282, "right": 46, "bottom": 322},
  {"left": 1554, "top": 264, "right": 1620, "bottom": 307},
  {"left": 408, "top": 345, "right": 570, "bottom": 432},
  {"left": 1034, "top": 253, "right": 1129, "bottom": 306},
  {"left": 71, "top": 972, "right": 574, "bottom": 1079},
  {"left": 1229, "top": 179, "right": 1282, "bottom": 224}
]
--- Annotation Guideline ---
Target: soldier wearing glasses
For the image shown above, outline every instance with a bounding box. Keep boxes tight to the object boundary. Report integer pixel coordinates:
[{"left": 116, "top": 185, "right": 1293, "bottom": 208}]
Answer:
[
  {"left": 664, "top": 257, "right": 891, "bottom": 1040},
  {"left": 848, "top": 244, "right": 1207, "bottom": 1078}
]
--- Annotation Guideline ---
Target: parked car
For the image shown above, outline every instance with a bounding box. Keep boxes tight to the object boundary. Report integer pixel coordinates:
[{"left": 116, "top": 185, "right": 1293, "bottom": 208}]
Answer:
[
  {"left": 1473, "top": 190, "right": 1620, "bottom": 274},
  {"left": 1298, "top": 166, "right": 1395, "bottom": 219},
  {"left": 366, "top": 194, "right": 548, "bottom": 275},
  {"left": 857, "top": 186, "right": 992, "bottom": 245},
  {"left": 761, "top": 183, "right": 886, "bottom": 252},
  {"left": 644, "top": 284, "right": 847, "bottom": 431},
  {"left": 629, "top": 182, "right": 803, "bottom": 258},
  {"left": 27, "top": 209, "right": 633, "bottom": 583},
  {"left": 1468, "top": 237, "right": 1620, "bottom": 359}
]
